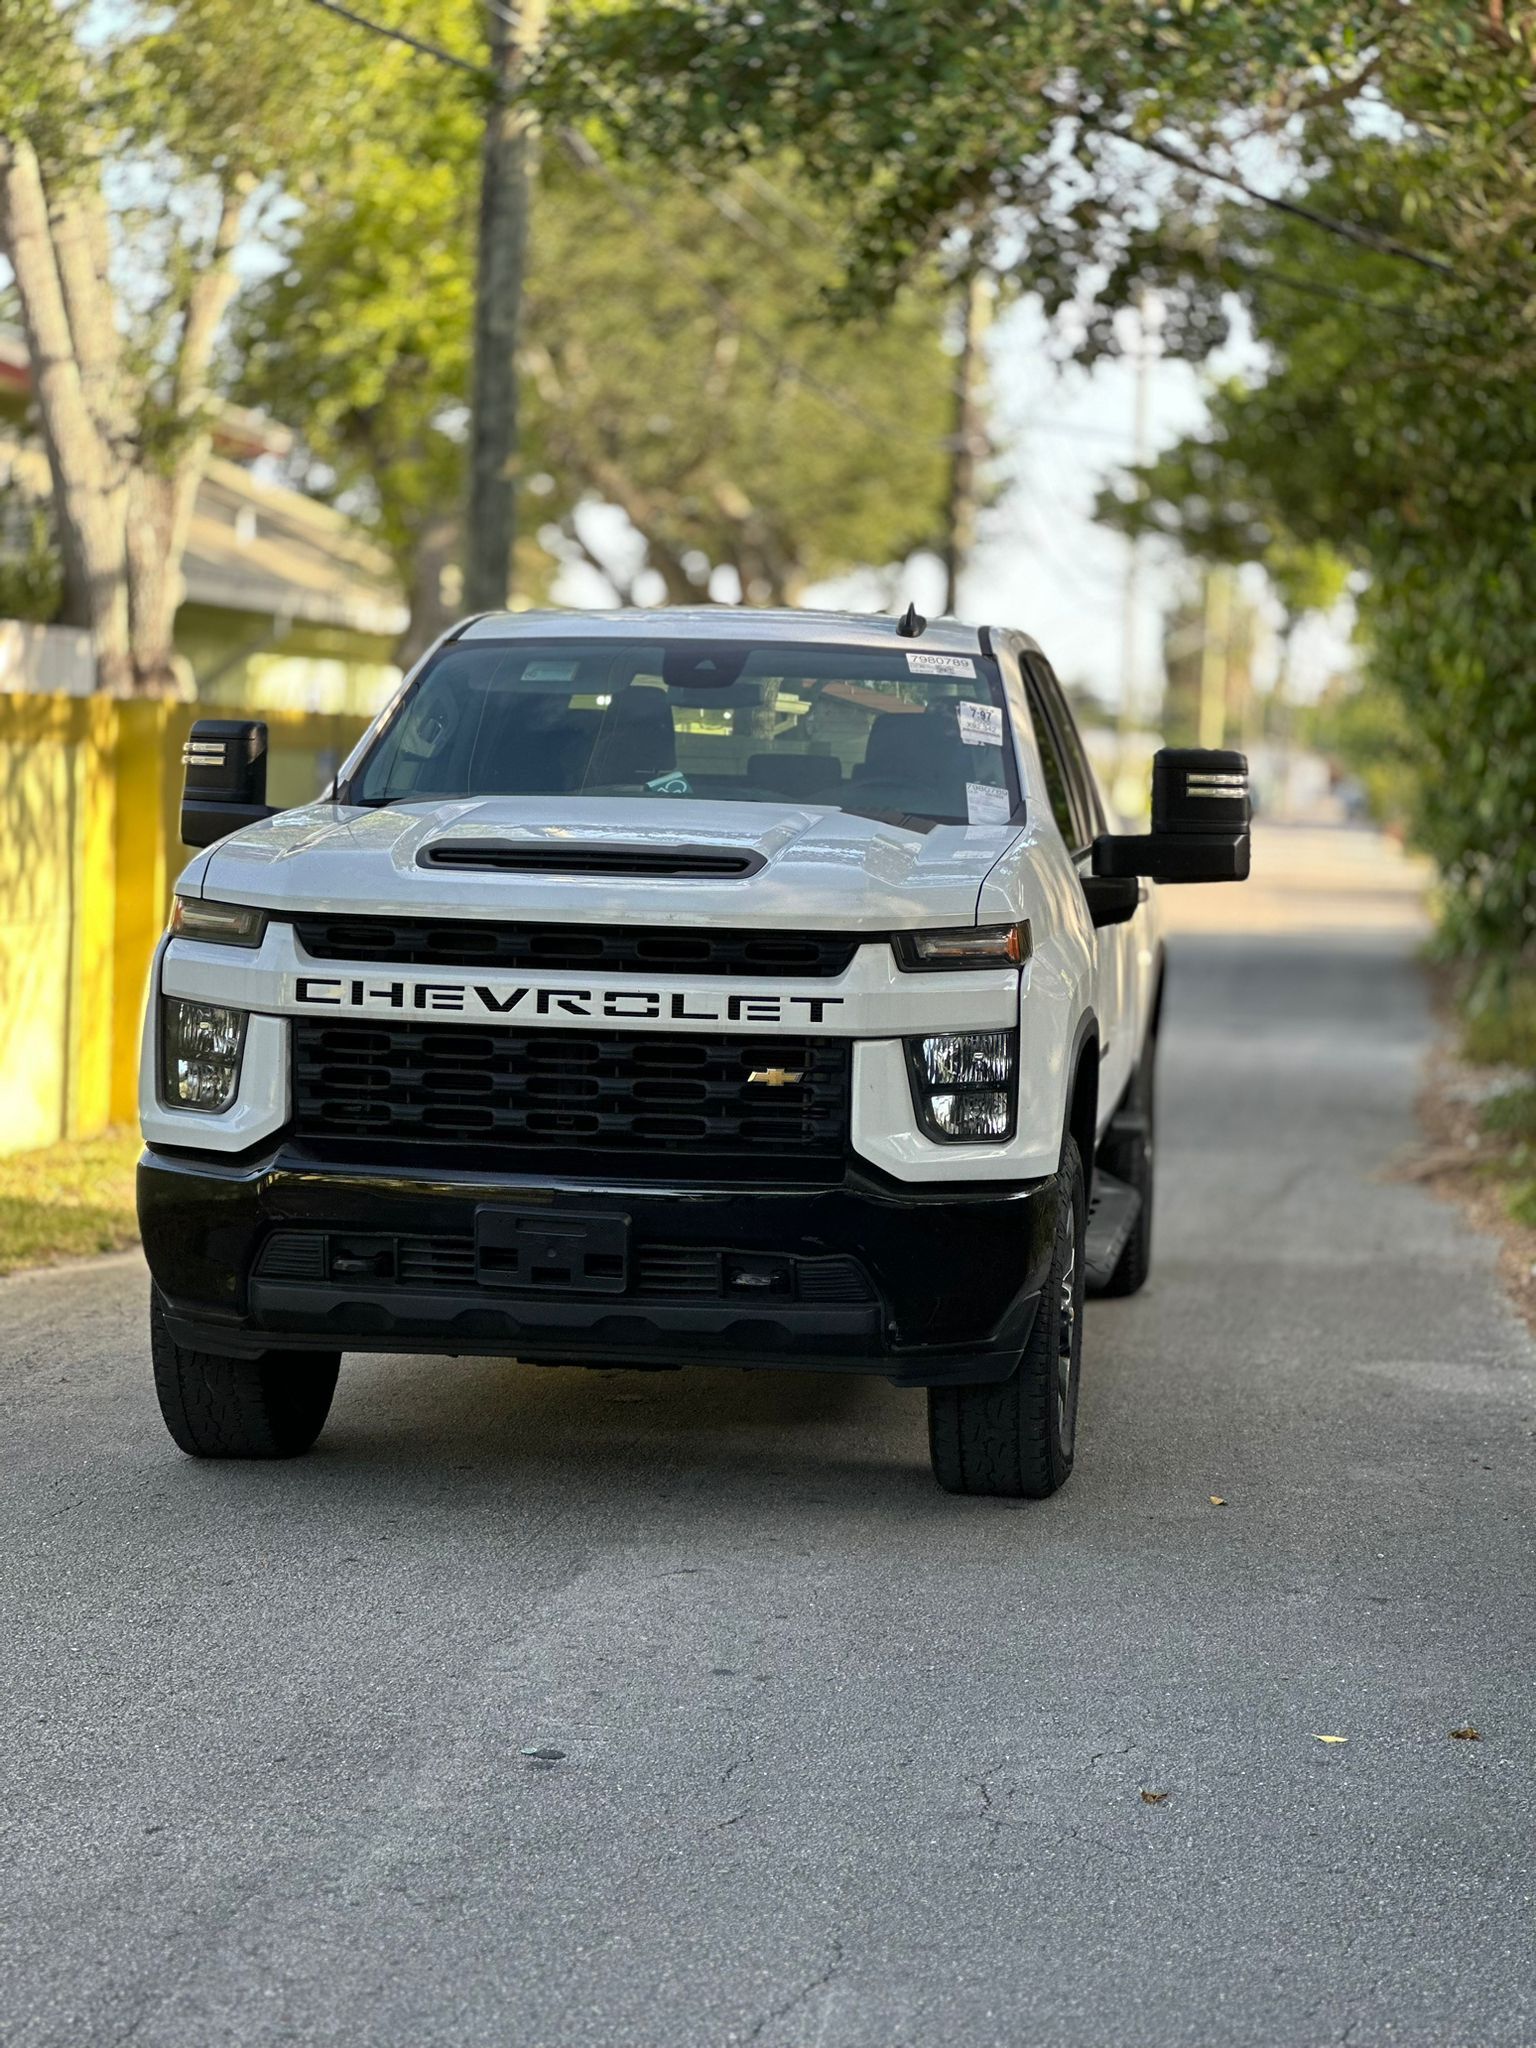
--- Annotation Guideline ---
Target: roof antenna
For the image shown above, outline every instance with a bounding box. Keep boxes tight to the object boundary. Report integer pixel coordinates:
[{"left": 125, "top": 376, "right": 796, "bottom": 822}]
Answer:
[{"left": 896, "top": 601, "right": 927, "bottom": 638}]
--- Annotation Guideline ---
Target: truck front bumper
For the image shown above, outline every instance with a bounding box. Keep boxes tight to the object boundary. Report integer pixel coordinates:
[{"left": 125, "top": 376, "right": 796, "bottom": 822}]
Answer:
[{"left": 139, "top": 1146, "right": 1057, "bottom": 1387}]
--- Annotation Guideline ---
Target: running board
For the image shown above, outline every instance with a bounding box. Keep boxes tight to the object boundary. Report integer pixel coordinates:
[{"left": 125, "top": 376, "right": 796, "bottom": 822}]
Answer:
[{"left": 1084, "top": 1170, "right": 1142, "bottom": 1293}]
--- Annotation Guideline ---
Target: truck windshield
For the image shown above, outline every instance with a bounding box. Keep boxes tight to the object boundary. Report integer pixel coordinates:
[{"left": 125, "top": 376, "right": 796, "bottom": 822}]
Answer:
[{"left": 350, "top": 638, "right": 1020, "bottom": 829}]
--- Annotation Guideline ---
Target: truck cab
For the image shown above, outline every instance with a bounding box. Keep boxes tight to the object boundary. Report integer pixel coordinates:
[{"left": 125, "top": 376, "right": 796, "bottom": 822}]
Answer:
[{"left": 140, "top": 608, "right": 1249, "bottom": 1497}]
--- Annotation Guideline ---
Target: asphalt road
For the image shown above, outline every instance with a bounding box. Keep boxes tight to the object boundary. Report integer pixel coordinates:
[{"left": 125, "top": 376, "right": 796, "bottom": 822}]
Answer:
[{"left": 4, "top": 824, "right": 1534, "bottom": 2048}]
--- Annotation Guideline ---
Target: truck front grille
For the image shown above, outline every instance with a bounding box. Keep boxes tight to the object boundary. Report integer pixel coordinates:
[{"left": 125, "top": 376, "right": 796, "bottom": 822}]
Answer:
[
  {"left": 290, "top": 1022, "right": 851, "bottom": 1174},
  {"left": 289, "top": 915, "right": 859, "bottom": 979}
]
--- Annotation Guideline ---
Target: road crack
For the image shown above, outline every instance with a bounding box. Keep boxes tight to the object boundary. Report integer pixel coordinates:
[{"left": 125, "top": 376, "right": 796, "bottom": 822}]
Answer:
[{"left": 743, "top": 1941, "right": 846, "bottom": 2044}]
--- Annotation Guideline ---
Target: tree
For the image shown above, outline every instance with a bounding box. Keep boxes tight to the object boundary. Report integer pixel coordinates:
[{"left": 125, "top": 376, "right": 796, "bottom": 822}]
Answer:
[
  {"left": 1082, "top": 11, "right": 1536, "bottom": 965},
  {"left": 0, "top": 0, "right": 363, "bottom": 691},
  {"left": 234, "top": 93, "right": 956, "bottom": 655},
  {"left": 547, "top": 2, "right": 1383, "bottom": 312}
]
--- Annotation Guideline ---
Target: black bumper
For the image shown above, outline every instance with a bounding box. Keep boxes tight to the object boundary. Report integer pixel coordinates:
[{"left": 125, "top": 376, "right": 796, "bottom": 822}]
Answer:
[{"left": 138, "top": 1146, "right": 1056, "bottom": 1387}]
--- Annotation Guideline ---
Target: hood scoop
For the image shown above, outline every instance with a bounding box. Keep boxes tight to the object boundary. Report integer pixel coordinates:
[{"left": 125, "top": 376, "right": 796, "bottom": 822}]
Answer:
[{"left": 416, "top": 838, "right": 766, "bottom": 880}]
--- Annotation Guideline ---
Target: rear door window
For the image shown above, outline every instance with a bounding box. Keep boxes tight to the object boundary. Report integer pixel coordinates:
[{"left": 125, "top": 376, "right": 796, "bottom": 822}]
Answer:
[{"left": 1024, "top": 657, "right": 1102, "bottom": 853}]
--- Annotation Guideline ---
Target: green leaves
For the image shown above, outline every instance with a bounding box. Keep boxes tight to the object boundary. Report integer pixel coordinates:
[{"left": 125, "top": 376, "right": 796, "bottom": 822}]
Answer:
[{"left": 234, "top": 107, "right": 955, "bottom": 620}]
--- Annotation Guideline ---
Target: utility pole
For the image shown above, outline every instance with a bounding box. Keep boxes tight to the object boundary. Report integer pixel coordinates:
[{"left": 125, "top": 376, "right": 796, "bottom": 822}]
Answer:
[
  {"left": 1117, "top": 291, "right": 1155, "bottom": 743},
  {"left": 1198, "top": 565, "right": 1234, "bottom": 750},
  {"left": 464, "top": 0, "right": 549, "bottom": 614},
  {"left": 941, "top": 267, "right": 991, "bottom": 618}
]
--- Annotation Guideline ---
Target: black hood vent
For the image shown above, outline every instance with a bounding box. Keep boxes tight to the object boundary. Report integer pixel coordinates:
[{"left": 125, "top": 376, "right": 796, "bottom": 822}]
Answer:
[{"left": 416, "top": 839, "right": 764, "bottom": 879}]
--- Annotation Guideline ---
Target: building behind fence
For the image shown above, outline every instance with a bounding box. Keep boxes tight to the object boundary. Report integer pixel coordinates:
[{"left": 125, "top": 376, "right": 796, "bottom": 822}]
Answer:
[{"left": 0, "top": 692, "right": 368, "bottom": 1157}]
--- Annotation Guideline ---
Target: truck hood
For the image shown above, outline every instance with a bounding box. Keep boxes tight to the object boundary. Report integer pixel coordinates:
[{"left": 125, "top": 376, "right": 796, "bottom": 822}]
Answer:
[{"left": 197, "top": 796, "right": 1021, "bottom": 932}]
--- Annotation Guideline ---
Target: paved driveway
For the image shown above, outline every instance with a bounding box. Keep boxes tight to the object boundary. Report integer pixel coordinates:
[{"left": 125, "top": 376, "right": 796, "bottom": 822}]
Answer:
[{"left": 3, "top": 824, "right": 1532, "bottom": 2047}]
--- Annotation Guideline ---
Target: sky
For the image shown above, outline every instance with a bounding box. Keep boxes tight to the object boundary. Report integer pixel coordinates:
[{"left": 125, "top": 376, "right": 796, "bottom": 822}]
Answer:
[{"left": 779, "top": 296, "right": 1355, "bottom": 726}]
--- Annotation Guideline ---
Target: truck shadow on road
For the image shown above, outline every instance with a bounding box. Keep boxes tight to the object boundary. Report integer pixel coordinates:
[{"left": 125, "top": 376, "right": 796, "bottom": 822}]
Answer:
[{"left": 238, "top": 1348, "right": 980, "bottom": 1510}]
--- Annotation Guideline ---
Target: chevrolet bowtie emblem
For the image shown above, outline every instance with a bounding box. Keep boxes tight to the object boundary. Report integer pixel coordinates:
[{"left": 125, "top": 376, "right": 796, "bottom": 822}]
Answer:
[{"left": 748, "top": 1067, "right": 804, "bottom": 1088}]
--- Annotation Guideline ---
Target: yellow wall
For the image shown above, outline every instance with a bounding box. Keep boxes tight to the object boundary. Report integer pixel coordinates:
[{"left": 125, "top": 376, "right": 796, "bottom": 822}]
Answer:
[{"left": 0, "top": 694, "right": 368, "bottom": 1158}]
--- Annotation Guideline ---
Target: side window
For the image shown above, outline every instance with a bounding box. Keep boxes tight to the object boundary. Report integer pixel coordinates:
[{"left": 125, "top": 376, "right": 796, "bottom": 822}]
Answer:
[
  {"left": 1025, "top": 658, "right": 1101, "bottom": 852},
  {"left": 1025, "top": 681, "right": 1078, "bottom": 846}
]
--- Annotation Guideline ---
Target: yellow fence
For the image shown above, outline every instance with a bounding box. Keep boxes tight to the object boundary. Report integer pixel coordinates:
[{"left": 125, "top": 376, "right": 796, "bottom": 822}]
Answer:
[{"left": 0, "top": 694, "right": 368, "bottom": 1158}]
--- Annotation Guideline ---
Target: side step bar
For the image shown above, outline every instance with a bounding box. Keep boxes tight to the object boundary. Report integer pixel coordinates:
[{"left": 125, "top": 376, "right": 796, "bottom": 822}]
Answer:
[{"left": 1084, "top": 1170, "right": 1142, "bottom": 1293}]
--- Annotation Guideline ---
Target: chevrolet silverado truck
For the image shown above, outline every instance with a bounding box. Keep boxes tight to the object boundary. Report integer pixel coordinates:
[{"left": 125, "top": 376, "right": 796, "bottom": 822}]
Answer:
[{"left": 139, "top": 607, "right": 1249, "bottom": 1497}]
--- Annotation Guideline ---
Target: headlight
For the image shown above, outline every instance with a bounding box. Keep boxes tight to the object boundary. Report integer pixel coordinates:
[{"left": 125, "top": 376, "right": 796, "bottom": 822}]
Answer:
[
  {"left": 169, "top": 896, "right": 268, "bottom": 946},
  {"left": 894, "top": 922, "right": 1031, "bottom": 970},
  {"left": 160, "top": 998, "right": 249, "bottom": 1111},
  {"left": 906, "top": 1030, "right": 1017, "bottom": 1142}
]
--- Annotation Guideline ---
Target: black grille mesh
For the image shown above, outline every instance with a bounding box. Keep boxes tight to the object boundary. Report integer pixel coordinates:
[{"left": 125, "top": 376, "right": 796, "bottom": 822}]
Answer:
[
  {"left": 290, "top": 915, "right": 858, "bottom": 978},
  {"left": 291, "top": 1022, "right": 850, "bottom": 1166}
]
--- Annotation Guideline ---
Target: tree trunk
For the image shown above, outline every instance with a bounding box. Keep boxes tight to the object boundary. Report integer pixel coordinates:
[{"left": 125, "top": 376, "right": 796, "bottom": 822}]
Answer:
[
  {"left": 0, "top": 145, "right": 245, "bottom": 695},
  {"left": 395, "top": 513, "right": 464, "bottom": 667},
  {"left": 124, "top": 470, "right": 190, "bottom": 697},
  {"left": 0, "top": 138, "right": 132, "bottom": 691},
  {"left": 125, "top": 181, "right": 247, "bottom": 696},
  {"left": 464, "top": 0, "right": 548, "bottom": 613}
]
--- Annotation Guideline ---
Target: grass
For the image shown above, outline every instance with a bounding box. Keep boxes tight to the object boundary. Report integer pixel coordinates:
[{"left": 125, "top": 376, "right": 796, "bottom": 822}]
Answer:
[
  {"left": 1478, "top": 1083, "right": 1536, "bottom": 1143},
  {"left": 0, "top": 1129, "right": 142, "bottom": 1277},
  {"left": 1449, "top": 968, "right": 1536, "bottom": 1234},
  {"left": 1461, "top": 970, "right": 1536, "bottom": 1069}
]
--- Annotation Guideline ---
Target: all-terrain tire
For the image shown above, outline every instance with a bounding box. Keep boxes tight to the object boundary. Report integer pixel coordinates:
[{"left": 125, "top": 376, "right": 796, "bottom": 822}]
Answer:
[
  {"left": 1097, "top": 1033, "right": 1157, "bottom": 1299},
  {"left": 150, "top": 1289, "right": 339, "bottom": 1458},
  {"left": 927, "top": 1137, "right": 1086, "bottom": 1499}
]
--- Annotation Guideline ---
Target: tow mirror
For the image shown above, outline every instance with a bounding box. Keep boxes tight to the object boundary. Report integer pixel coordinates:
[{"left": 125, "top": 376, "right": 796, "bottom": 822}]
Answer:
[
  {"left": 1092, "top": 747, "right": 1250, "bottom": 885},
  {"left": 180, "top": 719, "right": 277, "bottom": 848}
]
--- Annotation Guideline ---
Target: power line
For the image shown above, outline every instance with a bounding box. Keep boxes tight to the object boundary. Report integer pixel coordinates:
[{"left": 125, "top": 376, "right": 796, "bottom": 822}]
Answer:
[
  {"left": 1089, "top": 121, "right": 1458, "bottom": 280},
  {"left": 300, "top": 0, "right": 491, "bottom": 81}
]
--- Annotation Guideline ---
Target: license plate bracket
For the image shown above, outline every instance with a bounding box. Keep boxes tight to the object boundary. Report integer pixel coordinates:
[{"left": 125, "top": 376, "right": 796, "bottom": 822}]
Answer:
[{"left": 474, "top": 1207, "right": 630, "bottom": 1294}]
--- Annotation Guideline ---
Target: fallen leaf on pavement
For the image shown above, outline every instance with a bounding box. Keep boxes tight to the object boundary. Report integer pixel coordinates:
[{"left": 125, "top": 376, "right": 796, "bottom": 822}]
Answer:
[
  {"left": 1450, "top": 1726, "right": 1481, "bottom": 1741},
  {"left": 1139, "top": 1790, "right": 1169, "bottom": 1805},
  {"left": 1312, "top": 1734, "right": 1349, "bottom": 1745},
  {"left": 1209, "top": 1495, "right": 1227, "bottom": 1507}
]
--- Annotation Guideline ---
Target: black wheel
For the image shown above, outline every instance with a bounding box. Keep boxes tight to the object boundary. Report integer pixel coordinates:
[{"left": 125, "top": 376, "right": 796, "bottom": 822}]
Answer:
[
  {"left": 1097, "top": 1033, "right": 1156, "bottom": 1299},
  {"left": 927, "top": 1136, "right": 1086, "bottom": 1499},
  {"left": 150, "top": 1289, "right": 339, "bottom": 1459}
]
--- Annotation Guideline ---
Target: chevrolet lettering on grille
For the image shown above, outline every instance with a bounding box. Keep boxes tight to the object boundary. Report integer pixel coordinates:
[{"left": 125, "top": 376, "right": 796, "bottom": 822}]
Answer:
[{"left": 291, "top": 976, "right": 847, "bottom": 1026}]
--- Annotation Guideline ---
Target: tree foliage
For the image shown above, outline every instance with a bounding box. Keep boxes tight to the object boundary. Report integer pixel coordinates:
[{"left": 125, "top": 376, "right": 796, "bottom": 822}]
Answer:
[
  {"left": 1086, "top": 10, "right": 1536, "bottom": 965},
  {"left": 233, "top": 48, "right": 955, "bottom": 655},
  {"left": 549, "top": 1, "right": 1382, "bottom": 312}
]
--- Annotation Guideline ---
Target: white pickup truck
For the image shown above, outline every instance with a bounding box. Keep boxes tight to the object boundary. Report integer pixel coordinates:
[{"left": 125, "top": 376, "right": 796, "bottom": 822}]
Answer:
[{"left": 139, "top": 607, "right": 1248, "bottom": 1497}]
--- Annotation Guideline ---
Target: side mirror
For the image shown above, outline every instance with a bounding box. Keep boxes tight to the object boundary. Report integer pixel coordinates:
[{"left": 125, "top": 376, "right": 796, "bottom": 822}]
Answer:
[
  {"left": 180, "top": 719, "right": 277, "bottom": 848},
  {"left": 1092, "top": 747, "right": 1251, "bottom": 885}
]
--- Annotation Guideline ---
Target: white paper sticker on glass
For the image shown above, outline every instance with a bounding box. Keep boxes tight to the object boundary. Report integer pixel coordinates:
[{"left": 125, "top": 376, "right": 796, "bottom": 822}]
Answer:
[
  {"left": 906, "top": 652, "right": 976, "bottom": 678},
  {"left": 965, "top": 781, "right": 1013, "bottom": 825},
  {"left": 957, "top": 701, "right": 1004, "bottom": 746}
]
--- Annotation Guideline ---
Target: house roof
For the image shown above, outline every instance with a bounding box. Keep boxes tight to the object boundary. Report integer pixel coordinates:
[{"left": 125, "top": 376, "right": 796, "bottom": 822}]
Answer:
[{"left": 186, "top": 457, "right": 406, "bottom": 638}]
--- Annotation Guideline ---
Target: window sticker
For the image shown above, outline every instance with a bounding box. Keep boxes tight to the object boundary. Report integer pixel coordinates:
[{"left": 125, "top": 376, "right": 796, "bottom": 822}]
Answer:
[
  {"left": 905, "top": 652, "right": 976, "bottom": 678},
  {"left": 957, "top": 701, "right": 1003, "bottom": 747},
  {"left": 966, "top": 781, "right": 1013, "bottom": 825}
]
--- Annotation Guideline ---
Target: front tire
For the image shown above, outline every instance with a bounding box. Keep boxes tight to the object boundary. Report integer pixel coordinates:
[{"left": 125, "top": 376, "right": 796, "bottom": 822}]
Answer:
[
  {"left": 150, "top": 1290, "right": 339, "bottom": 1459},
  {"left": 927, "top": 1137, "right": 1086, "bottom": 1499}
]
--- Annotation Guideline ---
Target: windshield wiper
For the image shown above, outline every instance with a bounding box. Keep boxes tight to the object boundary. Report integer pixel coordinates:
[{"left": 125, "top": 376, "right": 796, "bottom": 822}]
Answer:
[{"left": 830, "top": 799, "right": 941, "bottom": 834}]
